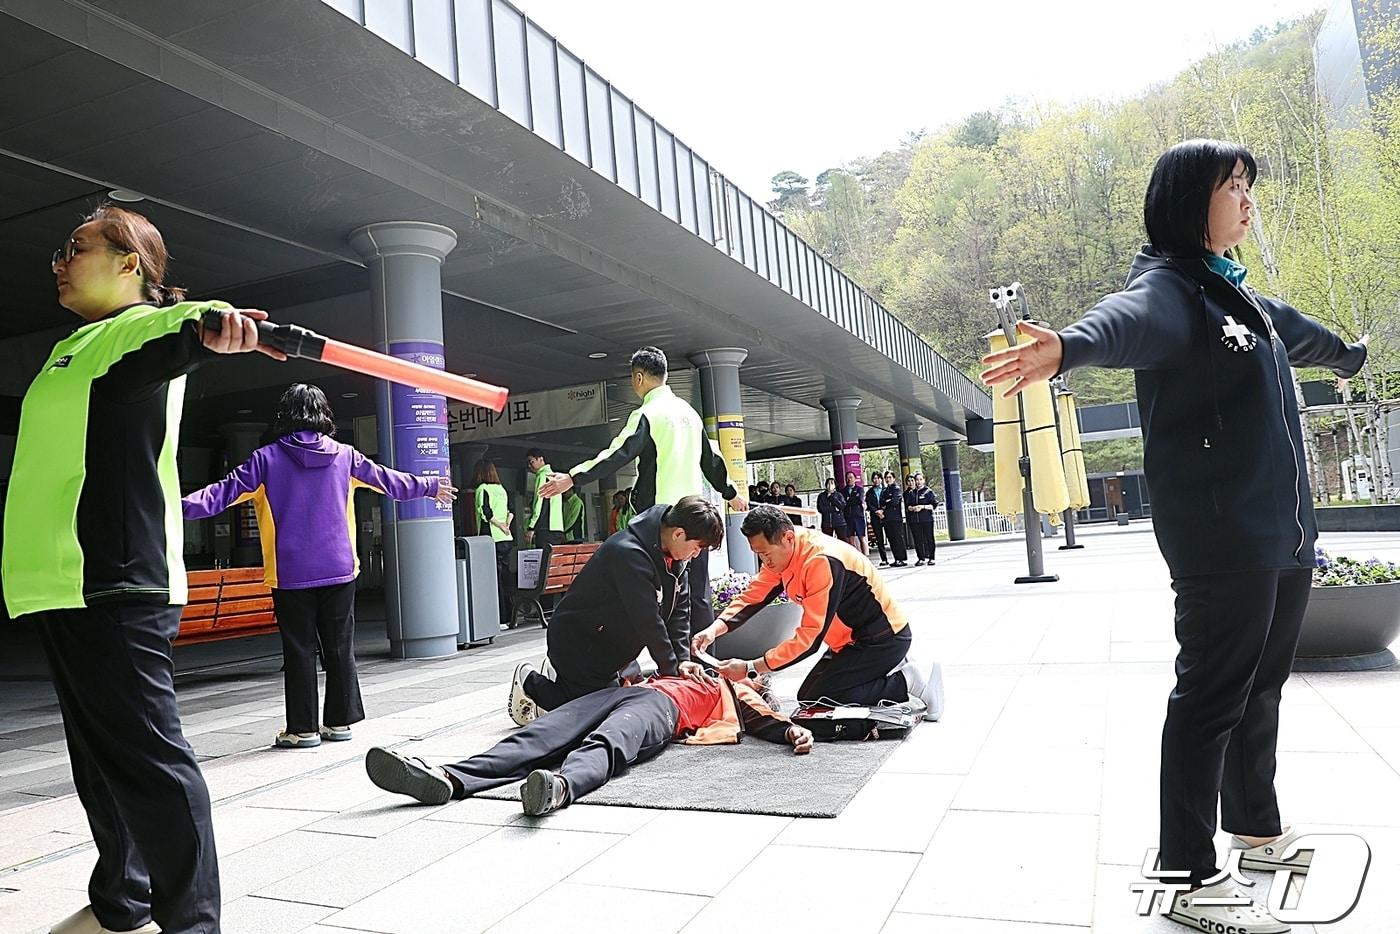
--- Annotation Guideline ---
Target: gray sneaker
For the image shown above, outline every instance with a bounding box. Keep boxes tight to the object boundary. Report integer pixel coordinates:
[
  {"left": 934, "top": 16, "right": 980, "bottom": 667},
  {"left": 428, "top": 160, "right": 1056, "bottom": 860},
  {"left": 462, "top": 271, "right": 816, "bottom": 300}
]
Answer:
[
  {"left": 365, "top": 746, "right": 454, "bottom": 805},
  {"left": 520, "top": 768, "right": 570, "bottom": 816}
]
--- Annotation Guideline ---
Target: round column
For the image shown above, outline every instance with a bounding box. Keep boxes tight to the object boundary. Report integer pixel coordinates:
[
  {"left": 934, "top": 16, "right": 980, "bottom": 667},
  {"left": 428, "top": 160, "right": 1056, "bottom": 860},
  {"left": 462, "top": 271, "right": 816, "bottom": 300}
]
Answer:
[
  {"left": 349, "top": 221, "right": 459, "bottom": 659},
  {"left": 893, "top": 421, "right": 924, "bottom": 481},
  {"left": 688, "top": 348, "right": 752, "bottom": 574},
  {"left": 938, "top": 440, "right": 967, "bottom": 541},
  {"left": 822, "top": 396, "right": 863, "bottom": 486}
]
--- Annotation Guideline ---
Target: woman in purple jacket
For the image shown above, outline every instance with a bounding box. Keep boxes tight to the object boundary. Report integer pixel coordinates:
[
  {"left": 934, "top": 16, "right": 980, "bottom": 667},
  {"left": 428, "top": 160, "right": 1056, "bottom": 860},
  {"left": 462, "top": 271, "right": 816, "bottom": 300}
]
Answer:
[{"left": 183, "top": 384, "right": 456, "bottom": 748}]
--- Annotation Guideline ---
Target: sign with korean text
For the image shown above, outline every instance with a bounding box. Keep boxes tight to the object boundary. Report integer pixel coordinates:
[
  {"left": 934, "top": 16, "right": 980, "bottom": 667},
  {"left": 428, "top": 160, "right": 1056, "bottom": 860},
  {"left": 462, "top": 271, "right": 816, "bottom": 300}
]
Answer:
[
  {"left": 448, "top": 382, "right": 607, "bottom": 442},
  {"left": 389, "top": 341, "right": 452, "bottom": 521}
]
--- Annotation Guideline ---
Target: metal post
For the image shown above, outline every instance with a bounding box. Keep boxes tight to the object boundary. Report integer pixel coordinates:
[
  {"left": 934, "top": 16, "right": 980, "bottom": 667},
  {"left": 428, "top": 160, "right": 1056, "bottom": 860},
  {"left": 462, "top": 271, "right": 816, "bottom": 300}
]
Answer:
[
  {"left": 1050, "top": 377, "right": 1085, "bottom": 551},
  {"left": 991, "top": 283, "right": 1057, "bottom": 584}
]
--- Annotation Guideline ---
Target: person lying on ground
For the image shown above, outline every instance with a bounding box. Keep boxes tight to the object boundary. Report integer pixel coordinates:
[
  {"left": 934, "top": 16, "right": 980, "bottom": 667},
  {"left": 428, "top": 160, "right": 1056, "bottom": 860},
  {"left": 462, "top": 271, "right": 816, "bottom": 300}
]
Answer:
[{"left": 369, "top": 663, "right": 812, "bottom": 816}]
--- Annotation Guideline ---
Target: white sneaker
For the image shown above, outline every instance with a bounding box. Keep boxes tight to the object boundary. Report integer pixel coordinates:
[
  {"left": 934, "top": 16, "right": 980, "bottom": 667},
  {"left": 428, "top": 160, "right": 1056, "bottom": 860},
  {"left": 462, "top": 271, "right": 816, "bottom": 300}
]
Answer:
[
  {"left": 508, "top": 662, "right": 540, "bottom": 726},
  {"left": 1165, "top": 879, "right": 1289, "bottom": 933},
  {"left": 899, "top": 653, "right": 944, "bottom": 721},
  {"left": 50, "top": 905, "right": 160, "bottom": 934}
]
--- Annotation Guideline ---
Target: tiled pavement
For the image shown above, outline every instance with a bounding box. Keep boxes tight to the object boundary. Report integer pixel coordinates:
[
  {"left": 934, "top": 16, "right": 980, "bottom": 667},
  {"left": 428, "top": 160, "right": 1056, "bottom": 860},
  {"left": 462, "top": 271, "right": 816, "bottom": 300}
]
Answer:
[{"left": 3, "top": 524, "right": 1400, "bottom": 933}]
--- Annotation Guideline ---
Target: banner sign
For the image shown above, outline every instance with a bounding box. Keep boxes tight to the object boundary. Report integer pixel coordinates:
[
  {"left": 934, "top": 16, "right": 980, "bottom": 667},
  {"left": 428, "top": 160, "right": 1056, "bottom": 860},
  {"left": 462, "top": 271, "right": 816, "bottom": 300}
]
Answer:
[{"left": 448, "top": 382, "right": 606, "bottom": 442}]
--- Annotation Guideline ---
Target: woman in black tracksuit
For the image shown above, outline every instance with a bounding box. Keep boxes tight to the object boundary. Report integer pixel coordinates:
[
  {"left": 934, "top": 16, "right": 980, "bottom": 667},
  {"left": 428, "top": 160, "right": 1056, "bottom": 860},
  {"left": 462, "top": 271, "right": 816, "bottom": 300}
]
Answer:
[
  {"left": 866, "top": 470, "right": 888, "bottom": 565},
  {"left": 982, "top": 139, "right": 1366, "bottom": 934},
  {"left": 877, "top": 470, "right": 909, "bottom": 567},
  {"left": 816, "top": 477, "right": 847, "bottom": 538}
]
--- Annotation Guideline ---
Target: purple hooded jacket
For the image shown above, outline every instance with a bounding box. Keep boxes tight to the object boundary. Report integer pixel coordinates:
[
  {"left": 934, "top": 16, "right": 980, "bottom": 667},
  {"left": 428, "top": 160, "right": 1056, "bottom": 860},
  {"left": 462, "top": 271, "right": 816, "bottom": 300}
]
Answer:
[{"left": 182, "top": 431, "right": 440, "bottom": 589}]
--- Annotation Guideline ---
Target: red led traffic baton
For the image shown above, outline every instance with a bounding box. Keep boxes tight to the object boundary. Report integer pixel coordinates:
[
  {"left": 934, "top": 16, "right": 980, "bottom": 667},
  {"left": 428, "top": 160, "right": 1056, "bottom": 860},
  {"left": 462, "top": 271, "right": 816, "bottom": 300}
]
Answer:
[{"left": 202, "top": 310, "right": 508, "bottom": 412}]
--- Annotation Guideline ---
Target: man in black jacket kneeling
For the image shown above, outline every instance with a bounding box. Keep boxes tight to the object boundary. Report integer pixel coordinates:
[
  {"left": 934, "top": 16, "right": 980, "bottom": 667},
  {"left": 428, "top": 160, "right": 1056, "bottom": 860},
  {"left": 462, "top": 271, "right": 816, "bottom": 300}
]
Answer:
[{"left": 508, "top": 494, "right": 724, "bottom": 725}]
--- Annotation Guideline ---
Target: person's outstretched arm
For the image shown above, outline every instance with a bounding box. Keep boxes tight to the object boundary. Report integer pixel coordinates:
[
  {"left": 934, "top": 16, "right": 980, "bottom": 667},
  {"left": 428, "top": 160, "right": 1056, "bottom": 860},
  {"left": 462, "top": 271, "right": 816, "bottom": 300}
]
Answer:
[
  {"left": 182, "top": 450, "right": 268, "bottom": 519},
  {"left": 350, "top": 449, "right": 455, "bottom": 504},
  {"left": 1264, "top": 298, "right": 1368, "bottom": 376}
]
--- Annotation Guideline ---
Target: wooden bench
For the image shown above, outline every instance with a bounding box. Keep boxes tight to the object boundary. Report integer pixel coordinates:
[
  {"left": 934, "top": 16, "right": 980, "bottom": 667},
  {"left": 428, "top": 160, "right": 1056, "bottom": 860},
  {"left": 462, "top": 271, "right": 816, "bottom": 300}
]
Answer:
[
  {"left": 510, "top": 542, "right": 602, "bottom": 629},
  {"left": 175, "top": 567, "right": 278, "bottom": 646}
]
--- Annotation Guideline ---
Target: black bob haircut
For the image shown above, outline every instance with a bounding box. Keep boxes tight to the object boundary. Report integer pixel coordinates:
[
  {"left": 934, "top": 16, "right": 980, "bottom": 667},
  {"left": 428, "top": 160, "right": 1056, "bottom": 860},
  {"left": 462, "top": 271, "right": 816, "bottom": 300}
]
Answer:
[
  {"left": 1143, "top": 139, "right": 1257, "bottom": 259},
  {"left": 630, "top": 346, "right": 668, "bottom": 380},
  {"left": 274, "top": 383, "right": 335, "bottom": 438},
  {"left": 662, "top": 495, "right": 725, "bottom": 549},
  {"left": 741, "top": 504, "right": 794, "bottom": 543}
]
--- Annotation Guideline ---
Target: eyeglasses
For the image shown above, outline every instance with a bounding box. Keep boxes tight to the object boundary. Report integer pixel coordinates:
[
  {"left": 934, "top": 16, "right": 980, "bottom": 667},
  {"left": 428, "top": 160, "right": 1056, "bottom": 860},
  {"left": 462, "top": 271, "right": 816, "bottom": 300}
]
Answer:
[{"left": 52, "top": 238, "right": 128, "bottom": 269}]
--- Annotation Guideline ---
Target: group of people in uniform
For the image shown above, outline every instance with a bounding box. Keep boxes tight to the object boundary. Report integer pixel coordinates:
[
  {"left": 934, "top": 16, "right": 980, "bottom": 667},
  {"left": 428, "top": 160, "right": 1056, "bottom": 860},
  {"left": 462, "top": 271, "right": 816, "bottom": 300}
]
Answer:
[{"left": 4, "top": 135, "right": 1370, "bottom": 934}]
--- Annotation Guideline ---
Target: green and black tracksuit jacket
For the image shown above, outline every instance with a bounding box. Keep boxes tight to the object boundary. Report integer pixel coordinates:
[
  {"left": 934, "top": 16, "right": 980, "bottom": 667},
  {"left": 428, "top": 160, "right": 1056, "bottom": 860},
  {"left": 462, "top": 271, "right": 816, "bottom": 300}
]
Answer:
[
  {"left": 568, "top": 384, "right": 736, "bottom": 510},
  {"left": 2, "top": 301, "right": 221, "bottom": 617}
]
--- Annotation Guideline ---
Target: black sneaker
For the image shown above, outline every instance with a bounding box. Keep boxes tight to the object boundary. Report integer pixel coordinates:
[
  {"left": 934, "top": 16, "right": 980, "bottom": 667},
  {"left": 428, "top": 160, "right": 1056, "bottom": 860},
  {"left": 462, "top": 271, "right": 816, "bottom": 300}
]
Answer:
[
  {"left": 365, "top": 746, "right": 454, "bottom": 805},
  {"left": 521, "top": 768, "right": 570, "bottom": 816}
]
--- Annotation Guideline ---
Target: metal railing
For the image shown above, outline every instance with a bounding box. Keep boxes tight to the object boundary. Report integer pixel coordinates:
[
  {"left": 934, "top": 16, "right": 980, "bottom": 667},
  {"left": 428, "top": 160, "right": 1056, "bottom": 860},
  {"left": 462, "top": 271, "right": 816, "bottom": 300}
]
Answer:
[{"left": 320, "top": 0, "right": 989, "bottom": 417}]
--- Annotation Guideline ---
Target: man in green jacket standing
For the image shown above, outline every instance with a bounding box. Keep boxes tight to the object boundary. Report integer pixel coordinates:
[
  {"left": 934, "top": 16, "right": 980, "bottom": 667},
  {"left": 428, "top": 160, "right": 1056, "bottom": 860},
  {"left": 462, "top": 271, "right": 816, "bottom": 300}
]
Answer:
[
  {"left": 538, "top": 346, "right": 747, "bottom": 636},
  {"left": 525, "top": 448, "right": 565, "bottom": 548}
]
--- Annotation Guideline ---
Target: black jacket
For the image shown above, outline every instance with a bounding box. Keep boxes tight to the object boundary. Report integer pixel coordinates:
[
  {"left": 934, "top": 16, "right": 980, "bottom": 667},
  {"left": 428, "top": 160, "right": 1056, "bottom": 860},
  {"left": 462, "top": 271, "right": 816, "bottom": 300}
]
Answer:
[
  {"left": 843, "top": 484, "right": 865, "bottom": 526},
  {"left": 877, "top": 483, "right": 905, "bottom": 521},
  {"left": 816, "top": 490, "right": 848, "bottom": 530},
  {"left": 906, "top": 487, "right": 938, "bottom": 523},
  {"left": 546, "top": 505, "right": 690, "bottom": 681},
  {"left": 1058, "top": 247, "right": 1366, "bottom": 578},
  {"left": 865, "top": 485, "right": 883, "bottom": 516}
]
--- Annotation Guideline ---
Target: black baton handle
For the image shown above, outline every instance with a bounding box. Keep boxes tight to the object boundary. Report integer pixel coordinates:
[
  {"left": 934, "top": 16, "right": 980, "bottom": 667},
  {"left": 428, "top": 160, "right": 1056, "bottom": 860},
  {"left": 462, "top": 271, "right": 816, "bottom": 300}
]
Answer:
[{"left": 200, "top": 309, "right": 326, "bottom": 360}]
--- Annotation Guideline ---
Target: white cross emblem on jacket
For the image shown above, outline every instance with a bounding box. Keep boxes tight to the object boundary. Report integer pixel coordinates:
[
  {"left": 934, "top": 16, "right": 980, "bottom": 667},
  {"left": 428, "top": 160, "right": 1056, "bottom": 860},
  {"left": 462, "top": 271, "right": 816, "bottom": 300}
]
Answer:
[{"left": 1222, "top": 316, "right": 1253, "bottom": 350}]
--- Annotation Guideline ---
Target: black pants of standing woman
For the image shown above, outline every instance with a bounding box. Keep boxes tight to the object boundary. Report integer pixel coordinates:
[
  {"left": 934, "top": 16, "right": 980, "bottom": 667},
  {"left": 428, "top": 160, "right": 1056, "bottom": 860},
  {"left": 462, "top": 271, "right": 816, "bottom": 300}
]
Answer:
[
  {"left": 494, "top": 540, "right": 513, "bottom": 627},
  {"left": 38, "top": 603, "right": 221, "bottom": 933},
  {"left": 910, "top": 522, "right": 936, "bottom": 562},
  {"left": 1159, "top": 568, "right": 1310, "bottom": 885},
  {"left": 272, "top": 581, "right": 365, "bottom": 733},
  {"left": 883, "top": 517, "right": 908, "bottom": 563}
]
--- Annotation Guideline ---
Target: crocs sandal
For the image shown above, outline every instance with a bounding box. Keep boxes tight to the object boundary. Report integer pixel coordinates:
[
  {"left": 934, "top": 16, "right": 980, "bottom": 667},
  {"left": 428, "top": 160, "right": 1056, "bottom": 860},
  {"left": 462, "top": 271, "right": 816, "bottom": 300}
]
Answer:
[
  {"left": 1166, "top": 879, "right": 1289, "bottom": 933},
  {"left": 274, "top": 731, "right": 321, "bottom": 748},
  {"left": 1233, "top": 826, "right": 1312, "bottom": 873}
]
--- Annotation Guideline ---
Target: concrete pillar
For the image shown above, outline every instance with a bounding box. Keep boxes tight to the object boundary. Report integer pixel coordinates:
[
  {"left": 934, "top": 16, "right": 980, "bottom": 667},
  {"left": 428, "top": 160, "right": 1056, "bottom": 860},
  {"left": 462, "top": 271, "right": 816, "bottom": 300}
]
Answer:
[
  {"left": 349, "top": 221, "right": 459, "bottom": 659},
  {"left": 688, "top": 348, "right": 752, "bottom": 574},
  {"left": 938, "top": 440, "right": 967, "bottom": 541},
  {"left": 219, "top": 422, "right": 267, "bottom": 567},
  {"left": 893, "top": 421, "right": 923, "bottom": 481},
  {"left": 822, "top": 396, "right": 863, "bottom": 486}
]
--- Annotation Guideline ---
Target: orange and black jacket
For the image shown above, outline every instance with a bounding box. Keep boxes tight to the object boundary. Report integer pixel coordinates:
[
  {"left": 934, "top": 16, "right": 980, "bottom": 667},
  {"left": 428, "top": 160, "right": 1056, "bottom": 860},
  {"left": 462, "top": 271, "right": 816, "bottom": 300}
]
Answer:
[{"left": 717, "top": 528, "right": 909, "bottom": 671}]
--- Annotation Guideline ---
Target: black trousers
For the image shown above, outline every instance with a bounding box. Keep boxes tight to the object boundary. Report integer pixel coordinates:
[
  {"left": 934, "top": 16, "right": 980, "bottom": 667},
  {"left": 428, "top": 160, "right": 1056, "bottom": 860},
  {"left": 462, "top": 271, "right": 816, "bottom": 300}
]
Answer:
[
  {"left": 910, "top": 522, "right": 936, "bottom": 561},
  {"left": 1159, "top": 568, "right": 1311, "bottom": 885},
  {"left": 441, "top": 687, "right": 677, "bottom": 800},
  {"left": 271, "top": 582, "right": 364, "bottom": 733},
  {"left": 869, "top": 513, "right": 888, "bottom": 562},
  {"left": 38, "top": 603, "right": 220, "bottom": 934},
  {"left": 524, "top": 666, "right": 621, "bottom": 712},
  {"left": 493, "top": 540, "right": 513, "bottom": 626},
  {"left": 883, "top": 517, "right": 908, "bottom": 562},
  {"left": 797, "top": 628, "right": 912, "bottom": 706}
]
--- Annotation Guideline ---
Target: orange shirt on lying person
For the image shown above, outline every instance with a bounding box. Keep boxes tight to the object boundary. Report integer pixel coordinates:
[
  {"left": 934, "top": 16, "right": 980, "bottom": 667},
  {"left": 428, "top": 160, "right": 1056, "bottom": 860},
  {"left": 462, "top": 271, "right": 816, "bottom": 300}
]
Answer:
[{"left": 718, "top": 527, "right": 909, "bottom": 672}]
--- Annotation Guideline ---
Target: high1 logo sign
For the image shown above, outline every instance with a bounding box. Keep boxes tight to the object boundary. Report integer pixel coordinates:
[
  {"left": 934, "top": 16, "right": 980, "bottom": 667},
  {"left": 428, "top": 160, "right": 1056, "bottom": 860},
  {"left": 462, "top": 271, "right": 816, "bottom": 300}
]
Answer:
[{"left": 1130, "top": 834, "right": 1370, "bottom": 924}]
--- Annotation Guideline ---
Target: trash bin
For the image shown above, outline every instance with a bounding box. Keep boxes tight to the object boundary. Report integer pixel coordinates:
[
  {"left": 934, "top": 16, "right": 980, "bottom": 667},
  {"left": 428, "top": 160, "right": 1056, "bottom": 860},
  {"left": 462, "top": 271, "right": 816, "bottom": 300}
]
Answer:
[{"left": 455, "top": 536, "right": 500, "bottom": 647}]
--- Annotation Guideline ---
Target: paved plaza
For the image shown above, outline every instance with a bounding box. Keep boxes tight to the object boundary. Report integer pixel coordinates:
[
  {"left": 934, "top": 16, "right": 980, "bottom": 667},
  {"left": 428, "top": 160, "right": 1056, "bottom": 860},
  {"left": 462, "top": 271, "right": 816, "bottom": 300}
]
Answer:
[{"left": 2, "top": 523, "right": 1399, "bottom": 933}]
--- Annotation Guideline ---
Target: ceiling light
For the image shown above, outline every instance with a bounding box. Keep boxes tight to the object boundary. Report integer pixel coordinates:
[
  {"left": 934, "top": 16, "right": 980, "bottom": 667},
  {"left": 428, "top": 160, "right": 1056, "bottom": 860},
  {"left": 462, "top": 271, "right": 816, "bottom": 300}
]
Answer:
[
  {"left": 464, "top": 373, "right": 478, "bottom": 378},
  {"left": 107, "top": 189, "right": 144, "bottom": 202},
  {"left": 341, "top": 392, "right": 358, "bottom": 399},
  {"left": 236, "top": 408, "right": 253, "bottom": 415},
  {"left": 588, "top": 352, "right": 607, "bottom": 359}
]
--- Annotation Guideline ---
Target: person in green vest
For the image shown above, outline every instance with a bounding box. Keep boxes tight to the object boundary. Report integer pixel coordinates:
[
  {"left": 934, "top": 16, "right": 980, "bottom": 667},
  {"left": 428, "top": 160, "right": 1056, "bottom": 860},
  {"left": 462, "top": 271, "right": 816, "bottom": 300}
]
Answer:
[
  {"left": 524, "top": 448, "right": 564, "bottom": 547},
  {"left": 3, "top": 204, "right": 283, "bottom": 934},
  {"left": 472, "top": 457, "right": 514, "bottom": 627},
  {"left": 562, "top": 489, "right": 585, "bottom": 541}
]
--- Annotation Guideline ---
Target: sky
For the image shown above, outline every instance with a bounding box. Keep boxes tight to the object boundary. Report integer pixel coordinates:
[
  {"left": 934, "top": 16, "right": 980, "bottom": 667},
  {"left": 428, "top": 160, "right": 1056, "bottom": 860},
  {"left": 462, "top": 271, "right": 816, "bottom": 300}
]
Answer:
[{"left": 515, "top": 0, "right": 1329, "bottom": 199}]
